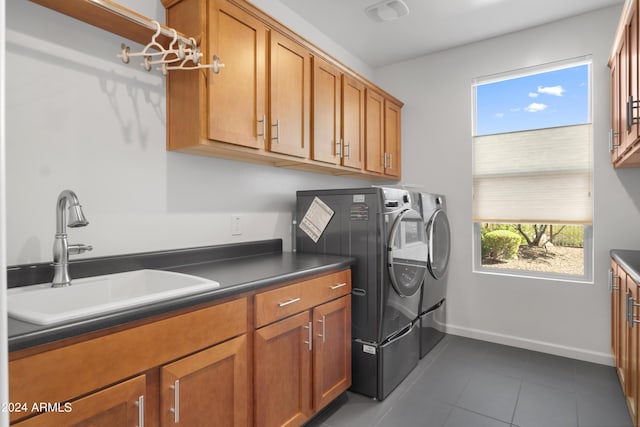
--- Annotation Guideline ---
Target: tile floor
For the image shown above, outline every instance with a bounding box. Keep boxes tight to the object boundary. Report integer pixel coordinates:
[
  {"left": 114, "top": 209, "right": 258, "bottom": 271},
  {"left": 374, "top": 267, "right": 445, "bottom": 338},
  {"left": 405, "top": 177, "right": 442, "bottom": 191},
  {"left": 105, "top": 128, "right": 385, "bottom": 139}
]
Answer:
[{"left": 306, "top": 335, "right": 632, "bottom": 427}]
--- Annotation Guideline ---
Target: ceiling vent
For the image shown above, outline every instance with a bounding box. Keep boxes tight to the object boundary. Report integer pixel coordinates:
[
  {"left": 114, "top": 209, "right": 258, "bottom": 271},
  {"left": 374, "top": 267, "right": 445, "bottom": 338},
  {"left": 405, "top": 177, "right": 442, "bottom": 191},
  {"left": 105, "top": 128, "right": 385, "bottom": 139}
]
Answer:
[{"left": 365, "top": 0, "right": 410, "bottom": 22}]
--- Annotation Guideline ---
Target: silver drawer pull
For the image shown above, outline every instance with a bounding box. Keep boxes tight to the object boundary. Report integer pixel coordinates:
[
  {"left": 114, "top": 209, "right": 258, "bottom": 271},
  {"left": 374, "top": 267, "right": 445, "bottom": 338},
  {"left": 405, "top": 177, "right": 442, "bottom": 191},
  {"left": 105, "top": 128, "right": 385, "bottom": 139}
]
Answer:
[
  {"left": 169, "top": 380, "right": 180, "bottom": 423},
  {"left": 278, "top": 297, "right": 301, "bottom": 307},
  {"left": 330, "top": 283, "right": 347, "bottom": 290},
  {"left": 135, "top": 395, "right": 144, "bottom": 427}
]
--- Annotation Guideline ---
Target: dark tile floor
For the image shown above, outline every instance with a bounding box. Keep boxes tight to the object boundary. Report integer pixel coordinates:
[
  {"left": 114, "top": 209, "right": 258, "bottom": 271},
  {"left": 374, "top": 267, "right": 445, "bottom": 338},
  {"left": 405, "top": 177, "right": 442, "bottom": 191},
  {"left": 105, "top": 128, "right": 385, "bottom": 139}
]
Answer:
[{"left": 306, "top": 335, "right": 632, "bottom": 427}]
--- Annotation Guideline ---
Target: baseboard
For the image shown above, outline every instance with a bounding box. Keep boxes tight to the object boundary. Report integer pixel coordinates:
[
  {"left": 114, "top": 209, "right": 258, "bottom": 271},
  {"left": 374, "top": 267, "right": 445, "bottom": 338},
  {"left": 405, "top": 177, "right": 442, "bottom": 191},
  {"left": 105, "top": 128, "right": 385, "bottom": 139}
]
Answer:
[{"left": 445, "top": 323, "right": 614, "bottom": 366}]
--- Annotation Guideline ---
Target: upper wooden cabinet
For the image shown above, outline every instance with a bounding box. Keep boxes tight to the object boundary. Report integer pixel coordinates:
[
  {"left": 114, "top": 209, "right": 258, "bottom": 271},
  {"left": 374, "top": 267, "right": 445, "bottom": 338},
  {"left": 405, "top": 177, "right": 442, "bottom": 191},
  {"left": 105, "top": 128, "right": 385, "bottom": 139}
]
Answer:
[
  {"left": 610, "top": 0, "right": 640, "bottom": 167},
  {"left": 365, "top": 89, "right": 402, "bottom": 177},
  {"left": 341, "top": 75, "right": 365, "bottom": 170},
  {"left": 208, "top": 0, "right": 267, "bottom": 149},
  {"left": 384, "top": 99, "right": 402, "bottom": 178},
  {"left": 312, "top": 56, "right": 342, "bottom": 165},
  {"left": 163, "top": 0, "right": 403, "bottom": 180},
  {"left": 270, "top": 31, "right": 311, "bottom": 158}
]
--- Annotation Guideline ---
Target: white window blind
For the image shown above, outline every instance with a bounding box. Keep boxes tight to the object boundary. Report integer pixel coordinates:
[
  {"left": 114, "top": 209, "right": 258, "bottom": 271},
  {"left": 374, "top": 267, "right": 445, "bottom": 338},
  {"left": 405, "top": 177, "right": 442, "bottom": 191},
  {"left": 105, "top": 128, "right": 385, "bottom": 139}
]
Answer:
[{"left": 472, "top": 124, "right": 593, "bottom": 224}]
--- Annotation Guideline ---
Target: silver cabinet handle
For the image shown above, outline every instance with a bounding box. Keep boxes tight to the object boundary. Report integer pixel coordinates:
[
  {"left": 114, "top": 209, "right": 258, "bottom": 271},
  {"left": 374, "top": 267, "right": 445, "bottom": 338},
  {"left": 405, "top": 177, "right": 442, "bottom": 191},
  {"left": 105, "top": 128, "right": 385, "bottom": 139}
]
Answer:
[
  {"left": 278, "top": 297, "right": 301, "bottom": 307},
  {"left": 303, "top": 321, "right": 312, "bottom": 350},
  {"left": 344, "top": 141, "right": 351, "bottom": 159},
  {"left": 609, "top": 269, "right": 620, "bottom": 291},
  {"left": 272, "top": 120, "right": 280, "bottom": 143},
  {"left": 609, "top": 128, "right": 620, "bottom": 152},
  {"left": 389, "top": 153, "right": 393, "bottom": 170},
  {"left": 629, "top": 295, "right": 640, "bottom": 327},
  {"left": 628, "top": 96, "right": 640, "bottom": 131},
  {"left": 317, "top": 315, "right": 326, "bottom": 343},
  {"left": 135, "top": 395, "right": 144, "bottom": 427},
  {"left": 383, "top": 153, "right": 388, "bottom": 168},
  {"left": 169, "top": 380, "right": 180, "bottom": 423},
  {"left": 336, "top": 139, "right": 342, "bottom": 158},
  {"left": 330, "top": 282, "right": 347, "bottom": 290},
  {"left": 627, "top": 97, "right": 632, "bottom": 131},
  {"left": 257, "top": 115, "right": 266, "bottom": 141}
]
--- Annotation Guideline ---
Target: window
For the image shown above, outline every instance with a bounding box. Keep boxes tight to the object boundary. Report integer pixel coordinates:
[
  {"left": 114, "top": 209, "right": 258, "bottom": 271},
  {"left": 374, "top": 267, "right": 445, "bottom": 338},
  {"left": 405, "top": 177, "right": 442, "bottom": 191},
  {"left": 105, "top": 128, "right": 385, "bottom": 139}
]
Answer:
[{"left": 472, "top": 58, "right": 593, "bottom": 282}]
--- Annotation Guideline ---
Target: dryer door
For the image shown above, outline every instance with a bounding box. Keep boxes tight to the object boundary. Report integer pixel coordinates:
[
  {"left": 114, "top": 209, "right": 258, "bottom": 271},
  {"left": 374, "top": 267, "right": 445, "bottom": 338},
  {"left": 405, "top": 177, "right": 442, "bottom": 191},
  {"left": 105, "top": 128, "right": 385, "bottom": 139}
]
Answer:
[
  {"left": 427, "top": 209, "right": 451, "bottom": 280},
  {"left": 388, "top": 208, "right": 428, "bottom": 297}
]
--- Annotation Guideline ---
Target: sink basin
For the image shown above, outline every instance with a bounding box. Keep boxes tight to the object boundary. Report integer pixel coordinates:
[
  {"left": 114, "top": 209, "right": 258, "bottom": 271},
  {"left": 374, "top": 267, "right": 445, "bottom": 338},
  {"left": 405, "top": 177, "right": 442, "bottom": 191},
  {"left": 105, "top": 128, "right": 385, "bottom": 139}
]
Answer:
[{"left": 7, "top": 269, "right": 220, "bottom": 325}]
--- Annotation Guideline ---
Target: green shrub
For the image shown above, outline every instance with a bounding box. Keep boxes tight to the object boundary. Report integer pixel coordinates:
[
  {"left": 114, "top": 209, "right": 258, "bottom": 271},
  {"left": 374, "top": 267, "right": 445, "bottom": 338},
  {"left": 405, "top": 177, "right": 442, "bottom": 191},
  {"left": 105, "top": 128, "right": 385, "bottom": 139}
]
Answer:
[{"left": 482, "top": 230, "right": 521, "bottom": 259}]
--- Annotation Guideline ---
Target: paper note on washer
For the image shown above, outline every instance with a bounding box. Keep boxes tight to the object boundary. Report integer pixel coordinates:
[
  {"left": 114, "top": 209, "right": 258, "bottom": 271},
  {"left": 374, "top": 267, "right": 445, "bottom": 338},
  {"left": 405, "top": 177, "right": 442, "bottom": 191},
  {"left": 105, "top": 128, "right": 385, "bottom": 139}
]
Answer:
[{"left": 299, "top": 197, "right": 334, "bottom": 243}]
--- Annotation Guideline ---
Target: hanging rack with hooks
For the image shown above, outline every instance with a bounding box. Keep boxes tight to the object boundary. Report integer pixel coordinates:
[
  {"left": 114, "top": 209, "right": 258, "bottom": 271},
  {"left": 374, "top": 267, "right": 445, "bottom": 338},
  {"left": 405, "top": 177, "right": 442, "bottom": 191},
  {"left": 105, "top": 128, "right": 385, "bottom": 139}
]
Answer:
[
  {"left": 118, "top": 20, "right": 225, "bottom": 75},
  {"left": 29, "top": 0, "right": 224, "bottom": 75}
]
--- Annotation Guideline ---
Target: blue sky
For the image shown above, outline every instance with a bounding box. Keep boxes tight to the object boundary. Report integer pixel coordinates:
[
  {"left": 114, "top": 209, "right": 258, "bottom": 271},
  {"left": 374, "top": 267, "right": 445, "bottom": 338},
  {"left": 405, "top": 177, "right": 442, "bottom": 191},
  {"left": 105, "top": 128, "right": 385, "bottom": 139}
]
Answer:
[{"left": 475, "top": 64, "right": 589, "bottom": 136}]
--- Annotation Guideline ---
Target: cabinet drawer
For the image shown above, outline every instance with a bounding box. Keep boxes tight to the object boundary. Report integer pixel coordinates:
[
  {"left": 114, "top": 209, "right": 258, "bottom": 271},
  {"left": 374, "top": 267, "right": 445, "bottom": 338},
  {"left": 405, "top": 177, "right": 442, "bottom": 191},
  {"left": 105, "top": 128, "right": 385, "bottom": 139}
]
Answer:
[{"left": 255, "top": 270, "right": 351, "bottom": 328}]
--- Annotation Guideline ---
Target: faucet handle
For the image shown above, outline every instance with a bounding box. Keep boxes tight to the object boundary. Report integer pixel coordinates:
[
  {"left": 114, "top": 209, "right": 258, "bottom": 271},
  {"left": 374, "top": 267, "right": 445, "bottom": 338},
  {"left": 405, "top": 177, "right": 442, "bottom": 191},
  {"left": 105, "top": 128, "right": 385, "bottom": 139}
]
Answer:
[{"left": 68, "top": 244, "right": 93, "bottom": 256}]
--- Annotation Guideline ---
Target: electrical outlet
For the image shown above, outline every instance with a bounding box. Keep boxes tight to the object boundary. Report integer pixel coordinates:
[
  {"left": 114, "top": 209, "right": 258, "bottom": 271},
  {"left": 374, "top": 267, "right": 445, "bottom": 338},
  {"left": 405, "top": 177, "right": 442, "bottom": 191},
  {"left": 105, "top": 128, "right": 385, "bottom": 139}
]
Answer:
[{"left": 231, "top": 215, "right": 242, "bottom": 236}]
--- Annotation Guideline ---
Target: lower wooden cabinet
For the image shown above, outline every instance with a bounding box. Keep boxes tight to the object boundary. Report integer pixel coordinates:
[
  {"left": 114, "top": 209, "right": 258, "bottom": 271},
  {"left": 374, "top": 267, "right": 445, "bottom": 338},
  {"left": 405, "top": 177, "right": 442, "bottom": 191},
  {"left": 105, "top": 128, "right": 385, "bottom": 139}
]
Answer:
[
  {"left": 9, "top": 297, "right": 248, "bottom": 426},
  {"left": 161, "top": 335, "right": 248, "bottom": 427},
  {"left": 312, "top": 295, "right": 351, "bottom": 411},
  {"left": 13, "top": 375, "right": 146, "bottom": 427},
  {"left": 9, "top": 269, "right": 351, "bottom": 427},
  {"left": 254, "top": 311, "right": 313, "bottom": 427},
  {"left": 611, "top": 259, "right": 640, "bottom": 427},
  {"left": 254, "top": 271, "right": 352, "bottom": 427}
]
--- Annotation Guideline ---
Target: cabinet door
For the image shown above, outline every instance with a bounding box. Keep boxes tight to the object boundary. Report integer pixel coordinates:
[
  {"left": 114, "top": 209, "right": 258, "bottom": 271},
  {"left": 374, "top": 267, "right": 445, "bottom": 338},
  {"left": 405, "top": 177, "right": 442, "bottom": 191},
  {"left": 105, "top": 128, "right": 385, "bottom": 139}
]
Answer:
[
  {"left": 627, "top": 275, "right": 639, "bottom": 424},
  {"left": 254, "top": 311, "right": 312, "bottom": 427},
  {"left": 14, "top": 375, "right": 145, "bottom": 427},
  {"left": 208, "top": 0, "right": 267, "bottom": 149},
  {"left": 621, "top": 6, "right": 640, "bottom": 155},
  {"left": 384, "top": 99, "right": 402, "bottom": 178},
  {"left": 619, "top": 269, "right": 630, "bottom": 391},
  {"left": 365, "top": 88, "right": 385, "bottom": 174},
  {"left": 312, "top": 56, "right": 341, "bottom": 165},
  {"left": 620, "top": 37, "right": 630, "bottom": 156},
  {"left": 612, "top": 260, "right": 621, "bottom": 364},
  {"left": 160, "top": 335, "right": 248, "bottom": 427},
  {"left": 313, "top": 295, "right": 351, "bottom": 411},
  {"left": 269, "top": 31, "right": 311, "bottom": 158},
  {"left": 342, "top": 75, "right": 365, "bottom": 170},
  {"left": 612, "top": 53, "right": 621, "bottom": 163}
]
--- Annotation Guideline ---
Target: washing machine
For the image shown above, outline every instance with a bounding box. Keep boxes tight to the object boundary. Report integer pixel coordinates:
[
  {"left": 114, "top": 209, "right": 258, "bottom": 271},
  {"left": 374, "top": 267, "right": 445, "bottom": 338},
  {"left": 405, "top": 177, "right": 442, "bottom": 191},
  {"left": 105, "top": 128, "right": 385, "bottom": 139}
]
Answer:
[
  {"left": 418, "top": 192, "right": 451, "bottom": 358},
  {"left": 296, "top": 187, "right": 428, "bottom": 400}
]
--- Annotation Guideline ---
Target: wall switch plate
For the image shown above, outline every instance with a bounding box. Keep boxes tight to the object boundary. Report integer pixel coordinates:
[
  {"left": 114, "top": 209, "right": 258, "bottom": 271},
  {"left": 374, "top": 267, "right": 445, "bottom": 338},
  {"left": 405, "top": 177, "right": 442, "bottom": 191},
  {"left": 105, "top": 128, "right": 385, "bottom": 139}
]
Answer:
[{"left": 231, "top": 215, "right": 242, "bottom": 236}]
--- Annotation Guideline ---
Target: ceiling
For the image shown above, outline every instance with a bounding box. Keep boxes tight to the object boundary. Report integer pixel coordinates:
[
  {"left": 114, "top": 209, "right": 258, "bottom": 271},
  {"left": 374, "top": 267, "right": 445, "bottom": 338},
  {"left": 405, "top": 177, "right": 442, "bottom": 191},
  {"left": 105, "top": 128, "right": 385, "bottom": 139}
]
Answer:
[{"left": 279, "top": 0, "right": 625, "bottom": 68}]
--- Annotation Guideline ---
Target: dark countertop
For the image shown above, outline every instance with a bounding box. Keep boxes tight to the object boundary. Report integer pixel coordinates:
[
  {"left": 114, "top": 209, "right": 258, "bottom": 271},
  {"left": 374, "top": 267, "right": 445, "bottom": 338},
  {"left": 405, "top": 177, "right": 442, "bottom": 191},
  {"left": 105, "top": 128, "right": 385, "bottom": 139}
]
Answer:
[
  {"left": 611, "top": 249, "right": 640, "bottom": 284},
  {"left": 7, "top": 240, "right": 354, "bottom": 352}
]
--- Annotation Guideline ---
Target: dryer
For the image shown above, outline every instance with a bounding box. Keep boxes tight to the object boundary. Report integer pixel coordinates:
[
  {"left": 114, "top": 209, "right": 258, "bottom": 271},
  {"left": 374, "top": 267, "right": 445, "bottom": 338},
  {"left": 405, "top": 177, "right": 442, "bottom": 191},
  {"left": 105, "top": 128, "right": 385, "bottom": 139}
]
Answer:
[
  {"left": 418, "top": 192, "right": 451, "bottom": 358},
  {"left": 296, "top": 187, "right": 428, "bottom": 400}
]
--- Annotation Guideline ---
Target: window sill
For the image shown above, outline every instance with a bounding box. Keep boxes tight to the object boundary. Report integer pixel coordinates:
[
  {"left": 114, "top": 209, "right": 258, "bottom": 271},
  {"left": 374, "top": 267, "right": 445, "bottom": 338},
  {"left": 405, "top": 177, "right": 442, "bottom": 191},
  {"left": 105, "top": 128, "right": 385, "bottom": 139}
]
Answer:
[{"left": 472, "top": 267, "right": 594, "bottom": 285}]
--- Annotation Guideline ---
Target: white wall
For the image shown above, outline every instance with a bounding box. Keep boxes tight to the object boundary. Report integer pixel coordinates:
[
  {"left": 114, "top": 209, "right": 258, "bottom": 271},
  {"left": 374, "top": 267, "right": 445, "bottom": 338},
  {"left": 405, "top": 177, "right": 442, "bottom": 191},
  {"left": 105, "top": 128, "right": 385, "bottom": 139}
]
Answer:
[
  {"left": 5, "top": 0, "right": 374, "bottom": 266},
  {"left": 375, "top": 5, "right": 640, "bottom": 364}
]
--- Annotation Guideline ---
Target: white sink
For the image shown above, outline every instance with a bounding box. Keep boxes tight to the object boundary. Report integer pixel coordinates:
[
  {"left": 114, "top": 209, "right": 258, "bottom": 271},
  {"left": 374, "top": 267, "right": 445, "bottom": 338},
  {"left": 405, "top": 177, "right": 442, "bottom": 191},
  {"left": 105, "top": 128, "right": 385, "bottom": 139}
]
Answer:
[{"left": 7, "top": 269, "right": 220, "bottom": 325}]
